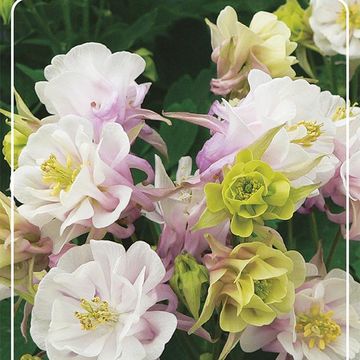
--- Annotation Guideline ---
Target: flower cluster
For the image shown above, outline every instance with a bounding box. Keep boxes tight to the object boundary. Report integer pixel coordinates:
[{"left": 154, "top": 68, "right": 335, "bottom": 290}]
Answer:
[{"left": 2, "top": 3, "right": 360, "bottom": 360}]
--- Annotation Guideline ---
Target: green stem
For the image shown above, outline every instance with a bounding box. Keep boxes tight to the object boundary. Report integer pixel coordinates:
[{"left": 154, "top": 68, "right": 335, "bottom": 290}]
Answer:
[
  {"left": 94, "top": 0, "right": 106, "bottom": 40},
  {"left": 307, "top": 50, "right": 317, "bottom": 79},
  {"left": 130, "top": 233, "right": 138, "bottom": 243},
  {"left": 327, "top": 57, "right": 338, "bottom": 94},
  {"left": 309, "top": 212, "right": 319, "bottom": 248},
  {"left": 82, "top": 0, "right": 90, "bottom": 39},
  {"left": 26, "top": 0, "right": 61, "bottom": 54},
  {"left": 287, "top": 218, "right": 294, "bottom": 249},
  {"left": 351, "top": 67, "right": 359, "bottom": 103},
  {"left": 62, "top": 0, "right": 73, "bottom": 47},
  {"left": 326, "top": 227, "right": 342, "bottom": 268}
]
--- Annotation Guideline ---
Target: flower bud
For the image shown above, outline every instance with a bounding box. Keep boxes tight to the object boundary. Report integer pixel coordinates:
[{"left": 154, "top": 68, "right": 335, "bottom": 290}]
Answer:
[
  {"left": 20, "top": 355, "right": 42, "bottom": 360},
  {"left": 1, "top": 90, "right": 40, "bottom": 169},
  {"left": 170, "top": 253, "right": 209, "bottom": 319},
  {"left": 0, "top": 0, "right": 13, "bottom": 25}
]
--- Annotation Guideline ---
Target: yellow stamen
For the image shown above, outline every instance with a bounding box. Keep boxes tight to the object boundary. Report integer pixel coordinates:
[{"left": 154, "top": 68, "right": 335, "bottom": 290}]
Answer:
[
  {"left": 337, "top": 3, "right": 360, "bottom": 30},
  {"left": 288, "top": 121, "right": 323, "bottom": 147},
  {"left": 332, "top": 103, "right": 358, "bottom": 121},
  {"left": 295, "top": 303, "right": 342, "bottom": 351},
  {"left": 254, "top": 279, "right": 272, "bottom": 301},
  {"left": 74, "top": 296, "right": 119, "bottom": 331},
  {"left": 232, "top": 176, "right": 262, "bottom": 200},
  {"left": 41, "top": 154, "right": 80, "bottom": 195}
]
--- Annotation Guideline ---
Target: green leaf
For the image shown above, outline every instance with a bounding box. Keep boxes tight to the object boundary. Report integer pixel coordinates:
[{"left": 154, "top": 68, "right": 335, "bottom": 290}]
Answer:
[
  {"left": 159, "top": 100, "right": 199, "bottom": 169},
  {"left": 15, "top": 63, "right": 44, "bottom": 82}
]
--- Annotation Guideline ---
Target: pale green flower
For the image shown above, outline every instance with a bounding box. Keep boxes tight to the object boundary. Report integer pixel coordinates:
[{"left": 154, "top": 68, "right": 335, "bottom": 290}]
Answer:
[{"left": 191, "top": 234, "right": 306, "bottom": 334}]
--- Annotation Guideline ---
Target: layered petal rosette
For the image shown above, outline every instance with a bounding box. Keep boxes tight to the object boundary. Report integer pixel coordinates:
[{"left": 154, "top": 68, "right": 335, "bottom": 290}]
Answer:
[
  {"left": 30, "top": 240, "right": 177, "bottom": 360},
  {"left": 191, "top": 234, "right": 306, "bottom": 334},
  {"left": 194, "top": 127, "right": 319, "bottom": 238},
  {"left": 167, "top": 70, "right": 338, "bottom": 190},
  {"left": 206, "top": 6, "right": 297, "bottom": 97},
  {"left": 240, "top": 269, "right": 360, "bottom": 359},
  {"left": 35, "top": 42, "right": 170, "bottom": 154},
  {"left": 13, "top": 116, "right": 155, "bottom": 252}
]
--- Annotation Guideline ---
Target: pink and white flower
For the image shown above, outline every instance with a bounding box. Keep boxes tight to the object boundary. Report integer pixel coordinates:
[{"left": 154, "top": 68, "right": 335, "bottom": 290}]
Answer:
[
  {"left": 35, "top": 42, "right": 170, "bottom": 155},
  {"left": 167, "top": 70, "right": 338, "bottom": 193},
  {"left": 240, "top": 269, "right": 360, "bottom": 360},
  {"left": 13, "top": 116, "right": 155, "bottom": 253},
  {"left": 144, "top": 156, "right": 229, "bottom": 278},
  {"left": 30, "top": 240, "right": 177, "bottom": 360}
]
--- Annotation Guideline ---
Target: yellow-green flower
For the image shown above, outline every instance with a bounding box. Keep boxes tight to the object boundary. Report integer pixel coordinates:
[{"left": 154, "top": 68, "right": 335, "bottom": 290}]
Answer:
[
  {"left": 190, "top": 234, "right": 305, "bottom": 334},
  {"left": 170, "top": 253, "right": 209, "bottom": 319},
  {"left": 195, "top": 148, "right": 318, "bottom": 238},
  {"left": 274, "top": 0, "right": 313, "bottom": 46}
]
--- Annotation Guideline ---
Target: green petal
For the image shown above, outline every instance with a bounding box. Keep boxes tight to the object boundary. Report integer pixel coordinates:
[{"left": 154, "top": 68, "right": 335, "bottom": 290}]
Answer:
[
  {"left": 285, "top": 250, "right": 306, "bottom": 288},
  {"left": 205, "top": 182, "right": 225, "bottom": 212},
  {"left": 241, "top": 294, "right": 276, "bottom": 326},
  {"left": 246, "top": 124, "right": 285, "bottom": 160},
  {"left": 265, "top": 179, "right": 290, "bottom": 206},
  {"left": 281, "top": 155, "right": 325, "bottom": 180},
  {"left": 290, "top": 183, "right": 320, "bottom": 203},
  {"left": 192, "top": 208, "right": 229, "bottom": 231},
  {"left": 219, "top": 300, "right": 248, "bottom": 333},
  {"left": 230, "top": 214, "right": 253, "bottom": 237},
  {"left": 189, "top": 281, "right": 223, "bottom": 334}
]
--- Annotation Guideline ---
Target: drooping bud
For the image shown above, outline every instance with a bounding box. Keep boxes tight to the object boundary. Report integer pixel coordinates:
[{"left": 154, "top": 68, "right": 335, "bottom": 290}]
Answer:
[
  {"left": 0, "top": 0, "right": 13, "bottom": 24},
  {"left": 1, "top": 90, "right": 41, "bottom": 169},
  {"left": 170, "top": 253, "right": 209, "bottom": 319}
]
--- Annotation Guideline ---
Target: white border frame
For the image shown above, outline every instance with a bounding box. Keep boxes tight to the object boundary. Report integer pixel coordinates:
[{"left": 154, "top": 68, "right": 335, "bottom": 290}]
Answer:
[{"left": 8, "top": 0, "right": 352, "bottom": 359}]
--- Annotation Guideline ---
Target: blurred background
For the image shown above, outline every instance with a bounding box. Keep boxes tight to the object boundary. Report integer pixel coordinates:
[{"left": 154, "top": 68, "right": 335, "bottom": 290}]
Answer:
[{"left": 0, "top": 0, "right": 355, "bottom": 359}]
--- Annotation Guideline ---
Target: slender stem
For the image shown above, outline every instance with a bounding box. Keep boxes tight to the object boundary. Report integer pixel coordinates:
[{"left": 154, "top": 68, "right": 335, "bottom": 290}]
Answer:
[
  {"left": 62, "top": 0, "right": 73, "bottom": 47},
  {"left": 287, "top": 218, "right": 294, "bottom": 249},
  {"left": 94, "top": 0, "right": 106, "bottom": 40},
  {"left": 130, "top": 233, "right": 138, "bottom": 243},
  {"left": 326, "top": 227, "right": 342, "bottom": 268},
  {"left": 82, "top": 0, "right": 90, "bottom": 39},
  {"left": 327, "top": 56, "right": 338, "bottom": 94},
  {"left": 14, "top": 297, "right": 23, "bottom": 315},
  {"left": 351, "top": 67, "right": 359, "bottom": 103},
  {"left": 309, "top": 212, "right": 319, "bottom": 248},
  {"left": 308, "top": 50, "right": 317, "bottom": 79},
  {"left": 25, "top": 0, "right": 61, "bottom": 54}
]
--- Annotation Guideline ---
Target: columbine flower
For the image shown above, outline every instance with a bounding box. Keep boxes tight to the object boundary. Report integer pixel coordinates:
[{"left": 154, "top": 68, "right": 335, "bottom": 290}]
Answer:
[
  {"left": 191, "top": 234, "right": 306, "bottom": 335},
  {"left": 13, "top": 116, "right": 155, "bottom": 253},
  {"left": 274, "top": 0, "right": 314, "bottom": 47},
  {"left": 309, "top": 0, "right": 360, "bottom": 60},
  {"left": 194, "top": 127, "right": 319, "bottom": 238},
  {"left": 166, "top": 70, "right": 338, "bottom": 190},
  {"left": 240, "top": 269, "right": 360, "bottom": 359},
  {"left": 0, "top": 191, "right": 51, "bottom": 286},
  {"left": 30, "top": 240, "right": 177, "bottom": 360},
  {"left": 144, "top": 155, "right": 229, "bottom": 275},
  {"left": 206, "top": 6, "right": 297, "bottom": 97},
  {"left": 35, "top": 42, "right": 170, "bottom": 154}
]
